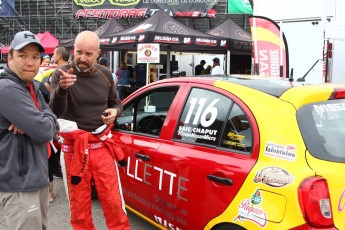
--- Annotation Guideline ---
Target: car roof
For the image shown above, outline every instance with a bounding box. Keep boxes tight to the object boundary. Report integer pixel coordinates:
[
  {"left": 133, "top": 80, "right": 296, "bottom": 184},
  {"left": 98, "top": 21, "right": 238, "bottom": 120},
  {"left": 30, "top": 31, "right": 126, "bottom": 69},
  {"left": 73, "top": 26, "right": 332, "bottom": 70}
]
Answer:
[
  {"left": 151, "top": 75, "right": 345, "bottom": 109},
  {"left": 155, "top": 75, "right": 301, "bottom": 97}
]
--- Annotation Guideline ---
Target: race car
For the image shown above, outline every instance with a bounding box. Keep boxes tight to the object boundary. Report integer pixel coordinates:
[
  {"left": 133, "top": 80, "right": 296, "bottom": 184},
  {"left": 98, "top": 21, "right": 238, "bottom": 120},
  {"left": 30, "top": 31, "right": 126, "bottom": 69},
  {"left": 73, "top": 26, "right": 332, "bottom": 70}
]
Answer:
[{"left": 111, "top": 75, "right": 345, "bottom": 230}]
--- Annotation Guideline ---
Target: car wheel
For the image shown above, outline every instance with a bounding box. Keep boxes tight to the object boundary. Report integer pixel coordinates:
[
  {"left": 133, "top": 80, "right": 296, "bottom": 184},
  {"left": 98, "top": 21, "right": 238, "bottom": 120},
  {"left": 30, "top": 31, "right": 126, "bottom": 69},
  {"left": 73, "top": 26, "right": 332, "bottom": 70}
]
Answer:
[{"left": 213, "top": 223, "right": 246, "bottom": 230}]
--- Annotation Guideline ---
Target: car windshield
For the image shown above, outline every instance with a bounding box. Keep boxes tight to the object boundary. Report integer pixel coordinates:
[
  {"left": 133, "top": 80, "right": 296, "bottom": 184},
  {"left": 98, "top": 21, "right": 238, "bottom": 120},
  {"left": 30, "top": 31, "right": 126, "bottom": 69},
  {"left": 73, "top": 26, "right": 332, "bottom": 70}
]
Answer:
[{"left": 297, "top": 99, "right": 345, "bottom": 163}]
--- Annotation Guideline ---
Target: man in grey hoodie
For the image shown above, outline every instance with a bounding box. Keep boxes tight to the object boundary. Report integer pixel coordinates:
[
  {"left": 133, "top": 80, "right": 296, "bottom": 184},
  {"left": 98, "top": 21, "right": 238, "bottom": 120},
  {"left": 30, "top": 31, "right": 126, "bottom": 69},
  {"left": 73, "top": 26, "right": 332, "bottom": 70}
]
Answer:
[{"left": 0, "top": 31, "right": 59, "bottom": 230}]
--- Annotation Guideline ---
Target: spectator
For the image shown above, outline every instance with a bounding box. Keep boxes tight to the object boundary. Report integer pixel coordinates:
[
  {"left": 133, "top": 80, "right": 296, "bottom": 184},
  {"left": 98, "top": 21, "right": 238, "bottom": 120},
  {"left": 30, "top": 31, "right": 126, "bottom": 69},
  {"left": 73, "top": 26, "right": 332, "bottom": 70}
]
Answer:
[
  {"left": 115, "top": 61, "right": 130, "bottom": 100},
  {"left": 0, "top": 53, "right": 8, "bottom": 63},
  {"left": 204, "top": 65, "right": 212, "bottom": 74},
  {"left": 99, "top": 57, "right": 108, "bottom": 67},
  {"left": 211, "top": 57, "right": 225, "bottom": 75},
  {"left": 45, "top": 46, "right": 70, "bottom": 91},
  {"left": 134, "top": 63, "right": 147, "bottom": 87},
  {"left": 99, "top": 57, "right": 116, "bottom": 80},
  {"left": 41, "top": 55, "right": 51, "bottom": 66},
  {"left": 49, "top": 30, "right": 130, "bottom": 229},
  {"left": 195, "top": 60, "right": 206, "bottom": 75},
  {"left": 0, "top": 30, "right": 59, "bottom": 229}
]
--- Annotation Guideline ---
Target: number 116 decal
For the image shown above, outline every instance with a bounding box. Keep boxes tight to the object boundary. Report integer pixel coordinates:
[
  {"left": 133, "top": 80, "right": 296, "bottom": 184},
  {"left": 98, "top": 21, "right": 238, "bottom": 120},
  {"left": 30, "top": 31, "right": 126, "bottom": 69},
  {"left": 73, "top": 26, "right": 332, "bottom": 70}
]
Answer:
[{"left": 184, "top": 98, "right": 220, "bottom": 128}]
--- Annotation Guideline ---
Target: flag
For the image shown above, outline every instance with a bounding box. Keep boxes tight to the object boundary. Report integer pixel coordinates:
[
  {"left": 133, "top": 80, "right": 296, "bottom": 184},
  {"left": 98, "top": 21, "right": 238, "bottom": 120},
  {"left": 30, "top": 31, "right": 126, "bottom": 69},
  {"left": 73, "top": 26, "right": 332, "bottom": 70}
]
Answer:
[
  {"left": 0, "top": 0, "right": 15, "bottom": 17},
  {"left": 228, "top": 0, "right": 253, "bottom": 14},
  {"left": 249, "top": 16, "right": 289, "bottom": 78}
]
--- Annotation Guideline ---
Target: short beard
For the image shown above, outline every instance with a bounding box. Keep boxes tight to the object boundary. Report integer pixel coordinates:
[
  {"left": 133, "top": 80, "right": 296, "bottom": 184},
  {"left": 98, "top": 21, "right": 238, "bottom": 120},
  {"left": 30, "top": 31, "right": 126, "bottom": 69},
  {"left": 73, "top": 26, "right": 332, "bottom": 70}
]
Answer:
[{"left": 74, "top": 60, "right": 93, "bottom": 73}]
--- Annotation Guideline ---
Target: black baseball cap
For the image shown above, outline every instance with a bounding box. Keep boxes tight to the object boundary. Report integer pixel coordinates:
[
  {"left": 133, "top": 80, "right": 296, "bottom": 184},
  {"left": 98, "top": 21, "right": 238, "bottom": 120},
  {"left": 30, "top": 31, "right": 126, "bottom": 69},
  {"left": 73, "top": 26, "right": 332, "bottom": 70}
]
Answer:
[
  {"left": 212, "top": 57, "right": 220, "bottom": 63},
  {"left": 10, "top": 31, "right": 45, "bottom": 52}
]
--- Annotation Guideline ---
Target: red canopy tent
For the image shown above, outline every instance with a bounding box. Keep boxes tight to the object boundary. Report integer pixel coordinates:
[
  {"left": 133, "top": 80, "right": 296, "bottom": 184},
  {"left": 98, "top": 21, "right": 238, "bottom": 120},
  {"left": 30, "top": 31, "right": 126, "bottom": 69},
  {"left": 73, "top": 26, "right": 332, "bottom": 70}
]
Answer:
[{"left": 1, "top": 31, "right": 59, "bottom": 54}]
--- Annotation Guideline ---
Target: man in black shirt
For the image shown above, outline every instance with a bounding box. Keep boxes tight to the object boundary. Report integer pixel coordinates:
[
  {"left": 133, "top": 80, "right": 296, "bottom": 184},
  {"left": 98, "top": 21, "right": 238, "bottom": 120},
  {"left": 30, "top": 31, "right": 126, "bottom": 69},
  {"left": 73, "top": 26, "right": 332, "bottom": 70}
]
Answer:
[{"left": 195, "top": 60, "right": 206, "bottom": 75}]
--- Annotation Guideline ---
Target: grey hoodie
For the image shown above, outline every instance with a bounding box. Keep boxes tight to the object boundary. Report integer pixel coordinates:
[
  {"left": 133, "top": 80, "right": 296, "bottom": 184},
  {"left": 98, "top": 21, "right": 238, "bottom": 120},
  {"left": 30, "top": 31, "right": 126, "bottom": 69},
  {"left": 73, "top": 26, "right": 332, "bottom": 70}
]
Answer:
[{"left": 0, "top": 66, "right": 59, "bottom": 192}]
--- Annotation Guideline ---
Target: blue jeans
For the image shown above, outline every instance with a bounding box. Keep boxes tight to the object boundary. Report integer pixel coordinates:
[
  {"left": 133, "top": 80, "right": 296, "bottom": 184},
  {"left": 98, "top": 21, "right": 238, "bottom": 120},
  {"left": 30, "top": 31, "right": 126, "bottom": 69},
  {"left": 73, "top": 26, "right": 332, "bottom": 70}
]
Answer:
[{"left": 117, "top": 86, "right": 125, "bottom": 100}]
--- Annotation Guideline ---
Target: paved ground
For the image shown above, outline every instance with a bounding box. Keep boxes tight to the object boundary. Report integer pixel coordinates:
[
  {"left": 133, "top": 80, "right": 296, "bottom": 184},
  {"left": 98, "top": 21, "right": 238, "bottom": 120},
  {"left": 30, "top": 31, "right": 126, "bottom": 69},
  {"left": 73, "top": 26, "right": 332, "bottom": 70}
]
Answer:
[{"left": 0, "top": 178, "right": 159, "bottom": 230}]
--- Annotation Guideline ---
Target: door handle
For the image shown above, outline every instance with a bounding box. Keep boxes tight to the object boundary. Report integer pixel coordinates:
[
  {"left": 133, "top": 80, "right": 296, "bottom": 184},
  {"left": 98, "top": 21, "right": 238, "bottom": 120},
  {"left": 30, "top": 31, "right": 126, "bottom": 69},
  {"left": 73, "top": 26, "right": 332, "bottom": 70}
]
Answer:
[
  {"left": 207, "top": 174, "right": 233, "bottom": 186},
  {"left": 135, "top": 153, "right": 150, "bottom": 161}
]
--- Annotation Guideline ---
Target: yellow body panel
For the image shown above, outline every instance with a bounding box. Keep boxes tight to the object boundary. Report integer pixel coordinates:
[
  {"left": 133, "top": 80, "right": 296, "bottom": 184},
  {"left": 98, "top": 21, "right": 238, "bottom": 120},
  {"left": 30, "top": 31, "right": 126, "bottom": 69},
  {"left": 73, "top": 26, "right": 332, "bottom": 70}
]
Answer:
[{"left": 205, "top": 80, "right": 345, "bottom": 229}]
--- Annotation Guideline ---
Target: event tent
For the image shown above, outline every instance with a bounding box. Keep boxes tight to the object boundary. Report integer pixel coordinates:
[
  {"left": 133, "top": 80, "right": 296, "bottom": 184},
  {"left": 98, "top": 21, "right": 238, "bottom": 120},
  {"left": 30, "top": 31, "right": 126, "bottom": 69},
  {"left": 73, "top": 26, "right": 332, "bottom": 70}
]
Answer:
[
  {"left": 59, "top": 18, "right": 124, "bottom": 48},
  {"left": 206, "top": 18, "right": 252, "bottom": 55},
  {"left": 1, "top": 31, "right": 59, "bottom": 54},
  {"left": 100, "top": 10, "right": 229, "bottom": 54}
]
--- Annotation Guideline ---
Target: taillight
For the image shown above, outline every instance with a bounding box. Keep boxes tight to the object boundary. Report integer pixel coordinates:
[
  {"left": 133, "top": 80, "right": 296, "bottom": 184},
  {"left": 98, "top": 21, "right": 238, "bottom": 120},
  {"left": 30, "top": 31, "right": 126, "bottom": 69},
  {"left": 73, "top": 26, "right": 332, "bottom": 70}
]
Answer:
[
  {"left": 298, "top": 177, "right": 334, "bottom": 228},
  {"left": 329, "top": 88, "right": 345, "bottom": 99}
]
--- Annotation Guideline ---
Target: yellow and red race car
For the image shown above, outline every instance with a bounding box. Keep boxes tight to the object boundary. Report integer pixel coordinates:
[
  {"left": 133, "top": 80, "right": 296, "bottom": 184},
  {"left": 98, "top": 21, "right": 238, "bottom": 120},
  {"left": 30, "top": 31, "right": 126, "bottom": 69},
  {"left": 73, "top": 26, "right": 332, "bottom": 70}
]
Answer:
[{"left": 112, "top": 75, "right": 345, "bottom": 230}]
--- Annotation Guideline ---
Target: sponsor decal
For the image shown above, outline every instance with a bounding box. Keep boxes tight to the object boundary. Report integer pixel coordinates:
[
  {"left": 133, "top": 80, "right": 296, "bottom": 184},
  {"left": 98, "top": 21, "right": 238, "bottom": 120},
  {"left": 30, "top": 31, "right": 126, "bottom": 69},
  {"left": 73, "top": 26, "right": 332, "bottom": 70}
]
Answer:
[
  {"left": 175, "top": 11, "right": 200, "bottom": 17},
  {"left": 130, "top": 23, "right": 152, "bottom": 33},
  {"left": 209, "top": 29, "right": 224, "bottom": 36},
  {"left": 183, "top": 37, "right": 192, "bottom": 45},
  {"left": 100, "top": 37, "right": 110, "bottom": 44},
  {"left": 109, "top": 0, "right": 140, "bottom": 7},
  {"left": 234, "top": 188, "right": 268, "bottom": 227},
  {"left": 195, "top": 38, "right": 217, "bottom": 46},
  {"left": 74, "top": 0, "right": 105, "bottom": 7},
  {"left": 163, "top": 21, "right": 189, "bottom": 35},
  {"left": 220, "top": 40, "right": 227, "bottom": 47},
  {"left": 338, "top": 190, "right": 345, "bottom": 212},
  {"left": 138, "top": 35, "right": 145, "bottom": 42},
  {"left": 154, "top": 35, "right": 179, "bottom": 43},
  {"left": 264, "top": 141, "right": 297, "bottom": 162},
  {"left": 314, "top": 103, "right": 345, "bottom": 113},
  {"left": 75, "top": 8, "right": 147, "bottom": 19},
  {"left": 227, "top": 131, "right": 245, "bottom": 141},
  {"left": 235, "top": 29, "right": 251, "bottom": 40},
  {"left": 119, "top": 35, "right": 137, "bottom": 43},
  {"left": 111, "top": 37, "right": 118, "bottom": 44},
  {"left": 253, "top": 167, "right": 294, "bottom": 187}
]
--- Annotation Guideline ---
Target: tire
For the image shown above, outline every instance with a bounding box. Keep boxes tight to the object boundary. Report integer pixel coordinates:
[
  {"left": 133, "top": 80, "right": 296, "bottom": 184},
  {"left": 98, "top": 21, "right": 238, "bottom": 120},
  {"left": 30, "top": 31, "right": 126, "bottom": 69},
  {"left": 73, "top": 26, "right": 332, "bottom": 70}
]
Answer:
[{"left": 213, "top": 223, "right": 246, "bottom": 230}]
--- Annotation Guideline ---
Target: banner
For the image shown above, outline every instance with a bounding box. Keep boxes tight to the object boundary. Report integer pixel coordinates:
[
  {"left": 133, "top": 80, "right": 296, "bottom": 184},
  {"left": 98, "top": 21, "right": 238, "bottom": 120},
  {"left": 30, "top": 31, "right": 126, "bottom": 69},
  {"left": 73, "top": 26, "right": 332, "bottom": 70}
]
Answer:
[
  {"left": 228, "top": 0, "right": 253, "bottom": 14},
  {"left": 0, "top": 0, "right": 15, "bottom": 17},
  {"left": 249, "top": 16, "right": 289, "bottom": 78},
  {"left": 73, "top": 0, "right": 219, "bottom": 19}
]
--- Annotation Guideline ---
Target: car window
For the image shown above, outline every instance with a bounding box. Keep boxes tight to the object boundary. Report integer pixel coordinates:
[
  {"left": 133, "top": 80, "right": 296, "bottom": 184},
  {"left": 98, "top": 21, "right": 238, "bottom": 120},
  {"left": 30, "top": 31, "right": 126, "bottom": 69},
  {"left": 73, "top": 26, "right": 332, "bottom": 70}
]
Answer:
[
  {"left": 115, "top": 86, "right": 179, "bottom": 136},
  {"left": 220, "top": 103, "right": 253, "bottom": 153},
  {"left": 174, "top": 88, "right": 230, "bottom": 146},
  {"left": 297, "top": 99, "right": 345, "bottom": 163},
  {"left": 174, "top": 87, "right": 253, "bottom": 153}
]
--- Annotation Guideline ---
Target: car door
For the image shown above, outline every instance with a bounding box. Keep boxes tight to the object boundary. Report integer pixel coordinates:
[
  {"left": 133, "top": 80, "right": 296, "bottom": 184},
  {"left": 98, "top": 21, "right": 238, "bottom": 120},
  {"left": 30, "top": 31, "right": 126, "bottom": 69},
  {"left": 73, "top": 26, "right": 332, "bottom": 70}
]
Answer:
[
  {"left": 149, "top": 85, "right": 260, "bottom": 230},
  {"left": 112, "top": 84, "right": 183, "bottom": 218}
]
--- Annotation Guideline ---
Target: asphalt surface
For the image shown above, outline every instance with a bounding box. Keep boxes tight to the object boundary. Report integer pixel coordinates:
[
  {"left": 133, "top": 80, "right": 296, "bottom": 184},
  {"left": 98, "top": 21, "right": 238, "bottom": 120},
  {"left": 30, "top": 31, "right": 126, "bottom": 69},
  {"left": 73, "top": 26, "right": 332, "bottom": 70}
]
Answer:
[{"left": 0, "top": 178, "right": 159, "bottom": 230}]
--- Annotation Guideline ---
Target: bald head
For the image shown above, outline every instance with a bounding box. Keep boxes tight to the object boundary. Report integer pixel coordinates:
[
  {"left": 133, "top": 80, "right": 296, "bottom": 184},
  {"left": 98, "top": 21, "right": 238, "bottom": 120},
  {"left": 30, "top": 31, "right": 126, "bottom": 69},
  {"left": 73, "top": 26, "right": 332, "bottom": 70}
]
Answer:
[
  {"left": 75, "top": 31, "right": 100, "bottom": 49},
  {"left": 73, "top": 31, "right": 101, "bottom": 72}
]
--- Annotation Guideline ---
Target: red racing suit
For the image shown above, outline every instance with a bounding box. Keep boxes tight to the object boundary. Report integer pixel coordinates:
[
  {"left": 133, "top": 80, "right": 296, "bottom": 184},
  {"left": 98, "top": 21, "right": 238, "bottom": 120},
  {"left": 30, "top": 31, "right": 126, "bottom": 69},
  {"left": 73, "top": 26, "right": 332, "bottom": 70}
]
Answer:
[{"left": 59, "top": 125, "right": 130, "bottom": 230}]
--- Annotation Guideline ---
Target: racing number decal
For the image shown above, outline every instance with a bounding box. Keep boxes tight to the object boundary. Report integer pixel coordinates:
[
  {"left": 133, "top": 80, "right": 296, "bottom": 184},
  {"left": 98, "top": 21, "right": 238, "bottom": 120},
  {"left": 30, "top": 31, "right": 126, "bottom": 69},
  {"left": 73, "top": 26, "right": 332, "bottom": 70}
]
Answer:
[
  {"left": 176, "top": 96, "right": 223, "bottom": 144},
  {"left": 184, "top": 98, "right": 219, "bottom": 127}
]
